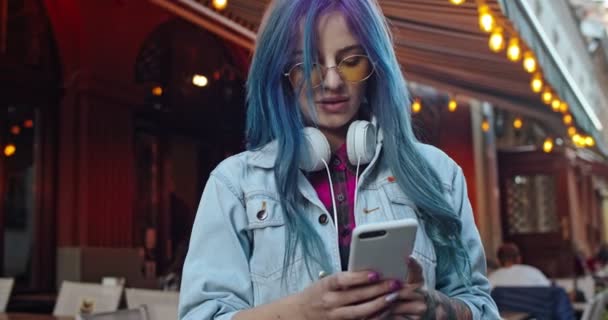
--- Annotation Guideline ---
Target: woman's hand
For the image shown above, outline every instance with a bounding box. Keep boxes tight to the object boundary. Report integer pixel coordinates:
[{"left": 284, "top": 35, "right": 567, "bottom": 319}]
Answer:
[
  {"left": 391, "top": 257, "right": 473, "bottom": 320},
  {"left": 295, "top": 270, "right": 403, "bottom": 320}
]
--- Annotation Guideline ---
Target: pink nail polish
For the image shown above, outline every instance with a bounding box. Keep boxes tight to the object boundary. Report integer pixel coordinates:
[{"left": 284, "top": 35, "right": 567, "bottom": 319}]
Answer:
[
  {"left": 368, "top": 272, "right": 380, "bottom": 282},
  {"left": 389, "top": 280, "right": 402, "bottom": 291}
]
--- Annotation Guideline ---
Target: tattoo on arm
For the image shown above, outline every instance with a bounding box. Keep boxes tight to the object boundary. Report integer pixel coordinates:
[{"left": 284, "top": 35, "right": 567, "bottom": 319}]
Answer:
[{"left": 427, "top": 290, "right": 472, "bottom": 320}]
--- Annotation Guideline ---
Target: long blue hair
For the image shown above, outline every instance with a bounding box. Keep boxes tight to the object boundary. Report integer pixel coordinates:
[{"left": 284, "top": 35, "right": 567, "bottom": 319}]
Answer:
[{"left": 246, "top": 0, "right": 471, "bottom": 284}]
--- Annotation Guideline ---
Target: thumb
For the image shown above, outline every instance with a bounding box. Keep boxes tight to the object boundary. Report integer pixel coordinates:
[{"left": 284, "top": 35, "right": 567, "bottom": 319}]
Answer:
[{"left": 406, "top": 256, "right": 424, "bottom": 284}]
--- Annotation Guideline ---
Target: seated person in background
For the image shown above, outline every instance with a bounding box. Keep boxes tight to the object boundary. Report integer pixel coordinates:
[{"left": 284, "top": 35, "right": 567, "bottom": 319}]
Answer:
[{"left": 489, "top": 243, "right": 551, "bottom": 288}]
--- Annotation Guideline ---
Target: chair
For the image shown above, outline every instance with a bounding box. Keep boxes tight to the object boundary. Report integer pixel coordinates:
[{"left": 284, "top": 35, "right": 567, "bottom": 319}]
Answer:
[
  {"left": 125, "top": 288, "right": 178, "bottom": 320},
  {"left": 581, "top": 290, "right": 608, "bottom": 320},
  {"left": 0, "top": 278, "right": 14, "bottom": 312},
  {"left": 491, "top": 286, "right": 576, "bottom": 320},
  {"left": 80, "top": 306, "right": 149, "bottom": 320},
  {"left": 53, "top": 281, "right": 123, "bottom": 317}
]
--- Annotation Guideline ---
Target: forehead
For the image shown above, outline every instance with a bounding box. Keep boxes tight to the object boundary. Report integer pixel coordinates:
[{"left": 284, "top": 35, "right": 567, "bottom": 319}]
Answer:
[{"left": 296, "top": 10, "right": 359, "bottom": 53}]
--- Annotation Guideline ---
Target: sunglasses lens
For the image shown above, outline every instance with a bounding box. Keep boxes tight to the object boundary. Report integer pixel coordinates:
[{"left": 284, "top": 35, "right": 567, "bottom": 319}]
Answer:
[
  {"left": 339, "top": 55, "right": 372, "bottom": 82},
  {"left": 288, "top": 65, "right": 323, "bottom": 88}
]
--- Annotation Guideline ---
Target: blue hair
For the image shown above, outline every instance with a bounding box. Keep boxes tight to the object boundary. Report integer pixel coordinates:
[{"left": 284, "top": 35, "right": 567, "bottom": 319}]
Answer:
[{"left": 246, "top": 0, "right": 471, "bottom": 284}]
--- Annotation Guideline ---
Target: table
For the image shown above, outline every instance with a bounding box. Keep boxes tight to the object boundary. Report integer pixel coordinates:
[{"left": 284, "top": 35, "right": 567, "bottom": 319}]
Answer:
[{"left": 0, "top": 313, "right": 73, "bottom": 320}]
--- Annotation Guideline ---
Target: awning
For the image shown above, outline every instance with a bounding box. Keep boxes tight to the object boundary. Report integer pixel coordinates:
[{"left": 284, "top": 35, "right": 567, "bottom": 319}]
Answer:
[{"left": 150, "top": 0, "right": 607, "bottom": 155}]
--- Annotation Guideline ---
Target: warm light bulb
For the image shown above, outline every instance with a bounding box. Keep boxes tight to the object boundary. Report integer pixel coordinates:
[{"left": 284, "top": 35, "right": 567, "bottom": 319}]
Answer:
[
  {"left": 479, "top": 5, "right": 495, "bottom": 33},
  {"left": 568, "top": 127, "right": 577, "bottom": 137},
  {"left": 450, "top": 0, "right": 465, "bottom": 4},
  {"left": 152, "top": 86, "right": 163, "bottom": 96},
  {"left": 412, "top": 99, "right": 422, "bottom": 113},
  {"left": 513, "top": 117, "right": 523, "bottom": 129},
  {"left": 573, "top": 134, "right": 583, "bottom": 146},
  {"left": 10, "top": 125, "right": 20, "bottom": 135},
  {"left": 507, "top": 38, "right": 522, "bottom": 62},
  {"left": 212, "top": 0, "right": 228, "bottom": 10},
  {"left": 543, "top": 138, "right": 554, "bottom": 153},
  {"left": 530, "top": 73, "right": 543, "bottom": 93},
  {"left": 560, "top": 102, "right": 569, "bottom": 113},
  {"left": 192, "top": 74, "right": 209, "bottom": 87},
  {"left": 585, "top": 136, "right": 595, "bottom": 147},
  {"left": 563, "top": 114, "right": 573, "bottom": 125},
  {"left": 3, "top": 144, "right": 16, "bottom": 157},
  {"left": 489, "top": 28, "right": 505, "bottom": 52},
  {"left": 482, "top": 119, "right": 491, "bottom": 132},
  {"left": 542, "top": 89, "right": 553, "bottom": 105},
  {"left": 523, "top": 51, "right": 537, "bottom": 73},
  {"left": 448, "top": 99, "right": 458, "bottom": 112},
  {"left": 24, "top": 119, "right": 34, "bottom": 128},
  {"left": 551, "top": 98, "right": 561, "bottom": 112}
]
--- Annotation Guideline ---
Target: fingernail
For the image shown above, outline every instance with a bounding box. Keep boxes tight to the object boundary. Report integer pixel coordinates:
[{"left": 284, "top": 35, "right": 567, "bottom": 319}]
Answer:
[
  {"left": 385, "top": 292, "right": 399, "bottom": 303},
  {"left": 368, "top": 272, "right": 380, "bottom": 282},
  {"left": 389, "top": 280, "right": 402, "bottom": 291}
]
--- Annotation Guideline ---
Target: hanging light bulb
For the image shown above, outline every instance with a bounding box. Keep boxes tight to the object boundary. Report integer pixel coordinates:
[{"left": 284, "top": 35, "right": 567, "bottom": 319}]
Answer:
[
  {"left": 212, "top": 0, "right": 228, "bottom": 10},
  {"left": 151, "top": 86, "right": 163, "bottom": 96},
  {"left": 478, "top": 5, "right": 495, "bottom": 33},
  {"left": 543, "top": 138, "right": 554, "bottom": 153},
  {"left": 3, "top": 144, "right": 16, "bottom": 157},
  {"left": 489, "top": 28, "right": 506, "bottom": 52},
  {"left": 542, "top": 88, "right": 553, "bottom": 105},
  {"left": 507, "top": 38, "right": 522, "bottom": 62},
  {"left": 523, "top": 51, "right": 537, "bottom": 73},
  {"left": 573, "top": 134, "right": 583, "bottom": 147},
  {"left": 551, "top": 98, "right": 561, "bottom": 112},
  {"left": 412, "top": 99, "right": 422, "bottom": 113},
  {"left": 568, "top": 126, "right": 577, "bottom": 137},
  {"left": 530, "top": 73, "right": 543, "bottom": 93},
  {"left": 559, "top": 102, "right": 569, "bottom": 113},
  {"left": 449, "top": 0, "right": 465, "bottom": 4},
  {"left": 482, "top": 119, "right": 491, "bottom": 132},
  {"left": 585, "top": 136, "right": 595, "bottom": 147},
  {"left": 563, "top": 114, "right": 573, "bottom": 125},
  {"left": 513, "top": 117, "right": 523, "bottom": 129},
  {"left": 448, "top": 98, "right": 458, "bottom": 112}
]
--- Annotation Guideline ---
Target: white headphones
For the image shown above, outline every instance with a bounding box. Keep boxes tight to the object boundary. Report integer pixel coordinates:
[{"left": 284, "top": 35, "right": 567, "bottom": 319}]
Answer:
[{"left": 299, "top": 120, "right": 378, "bottom": 172}]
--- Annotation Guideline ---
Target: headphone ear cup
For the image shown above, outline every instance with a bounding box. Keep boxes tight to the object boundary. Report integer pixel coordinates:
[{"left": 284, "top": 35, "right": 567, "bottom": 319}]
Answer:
[
  {"left": 347, "top": 120, "right": 377, "bottom": 165},
  {"left": 300, "top": 127, "right": 331, "bottom": 172}
]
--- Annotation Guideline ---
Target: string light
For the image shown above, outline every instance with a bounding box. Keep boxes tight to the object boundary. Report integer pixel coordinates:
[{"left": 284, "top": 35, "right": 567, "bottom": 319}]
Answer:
[
  {"left": 10, "top": 126, "right": 20, "bottom": 135},
  {"left": 563, "top": 114, "right": 573, "bottom": 125},
  {"left": 551, "top": 98, "right": 561, "bottom": 112},
  {"left": 448, "top": 99, "right": 458, "bottom": 112},
  {"left": 559, "top": 102, "right": 569, "bottom": 113},
  {"left": 478, "top": 5, "right": 495, "bottom": 33},
  {"left": 573, "top": 134, "right": 583, "bottom": 147},
  {"left": 543, "top": 138, "right": 554, "bottom": 153},
  {"left": 212, "top": 0, "right": 228, "bottom": 10},
  {"left": 523, "top": 51, "right": 537, "bottom": 73},
  {"left": 507, "top": 38, "right": 522, "bottom": 62},
  {"left": 3, "top": 144, "right": 16, "bottom": 157},
  {"left": 151, "top": 86, "right": 163, "bottom": 96},
  {"left": 412, "top": 99, "right": 422, "bottom": 113},
  {"left": 585, "top": 136, "right": 595, "bottom": 147},
  {"left": 489, "top": 28, "right": 506, "bottom": 52},
  {"left": 568, "top": 126, "right": 577, "bottom": 137},
  {"left": 192, "top": 74, "right": 209, "bottom": 87},
  {"left": 530, "top": 73, "right": 543, "bottom": 93},
  {"left": 542, "top": 88, "right": 553, "bottom": 105},
  {"left": 449, "top": 0, "right": 466, "bottom": 4},
  {"left": 513, "top": 117, "right": 523, "bottom": 129},
  {"left": 24, "top": 119, "right": 34, "bottom": 128}
]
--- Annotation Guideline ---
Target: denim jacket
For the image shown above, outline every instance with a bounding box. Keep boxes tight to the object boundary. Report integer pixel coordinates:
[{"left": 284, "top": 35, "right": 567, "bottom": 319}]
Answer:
[{"left": 179, "top": 141, "right": 500, "bottom": 319}]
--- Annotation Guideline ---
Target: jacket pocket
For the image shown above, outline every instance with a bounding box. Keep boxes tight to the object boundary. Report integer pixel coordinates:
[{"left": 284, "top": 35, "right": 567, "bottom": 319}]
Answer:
[{"left": 244, "top": 193, "right": 306, "bottom": 305}]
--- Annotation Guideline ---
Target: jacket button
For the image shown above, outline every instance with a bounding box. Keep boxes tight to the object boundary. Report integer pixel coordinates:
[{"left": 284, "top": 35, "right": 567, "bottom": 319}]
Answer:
[
  {"left": 256, "top": 209, "right": 268, "bottom": 221},
  {"left": 318, "top": 214, "right": 329, "bottom": 225}
]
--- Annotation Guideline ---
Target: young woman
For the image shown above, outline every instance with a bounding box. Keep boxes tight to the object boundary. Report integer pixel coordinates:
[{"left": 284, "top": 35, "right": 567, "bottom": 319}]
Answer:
[{"left": 179, "top": 0, "right": 500, "bottom": 319}]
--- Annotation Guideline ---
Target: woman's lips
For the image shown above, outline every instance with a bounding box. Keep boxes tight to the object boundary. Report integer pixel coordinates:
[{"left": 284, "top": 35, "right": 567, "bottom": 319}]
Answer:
[{"left": 317, "top": 99, "right": 349, "bottom": 112}]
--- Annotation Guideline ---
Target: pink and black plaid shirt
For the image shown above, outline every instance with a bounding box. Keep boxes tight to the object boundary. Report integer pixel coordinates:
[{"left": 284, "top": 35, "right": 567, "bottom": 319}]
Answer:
[{"left": 309, "top": 144, "right": 364, "bottom": 270}]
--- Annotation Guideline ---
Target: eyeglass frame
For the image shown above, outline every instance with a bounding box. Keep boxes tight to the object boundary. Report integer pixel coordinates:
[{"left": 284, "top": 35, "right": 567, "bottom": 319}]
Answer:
[{"left": 283, "top": 54, "right": 376, "bottom": 88}]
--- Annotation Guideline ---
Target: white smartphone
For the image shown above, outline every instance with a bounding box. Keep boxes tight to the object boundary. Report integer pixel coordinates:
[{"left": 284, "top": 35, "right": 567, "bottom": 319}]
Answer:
[{"left": 347, "top": 219, "right": 418, "bottom": 280}]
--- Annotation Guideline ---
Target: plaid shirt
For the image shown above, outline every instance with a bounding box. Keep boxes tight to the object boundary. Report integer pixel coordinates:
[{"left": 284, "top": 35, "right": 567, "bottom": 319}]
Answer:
[{"left": 309, "top": 144, "right": 363, "bottom": 270}]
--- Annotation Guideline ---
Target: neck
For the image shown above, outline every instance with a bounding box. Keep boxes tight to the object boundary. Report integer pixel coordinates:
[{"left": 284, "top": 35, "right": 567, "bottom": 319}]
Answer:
[{"left": 321, "top": 127, "right": 348, "bottom": 152}]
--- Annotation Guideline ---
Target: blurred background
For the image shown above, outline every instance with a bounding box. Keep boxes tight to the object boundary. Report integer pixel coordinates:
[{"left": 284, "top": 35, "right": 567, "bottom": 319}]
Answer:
[{"left": 1, "top": 0, "right": 608, "bottom": 319}]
